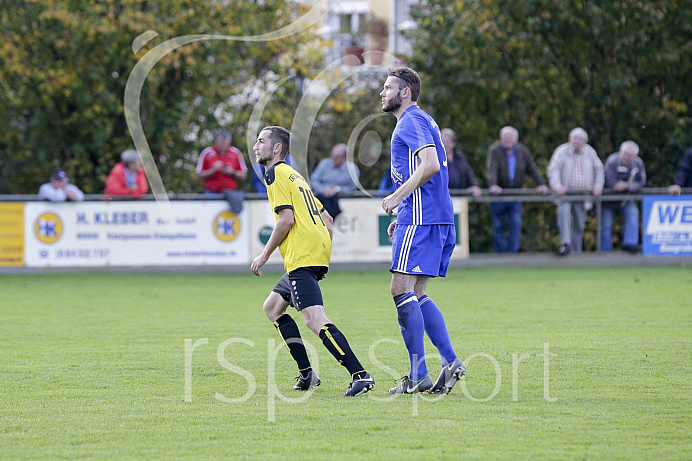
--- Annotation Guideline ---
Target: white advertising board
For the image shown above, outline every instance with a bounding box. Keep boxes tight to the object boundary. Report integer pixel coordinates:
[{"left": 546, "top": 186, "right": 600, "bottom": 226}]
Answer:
[
  {"left": 248, "top": 197, "right": 469, "bottom": 265},
  {"left": 24, "top": 201, "right": 250, "bottom": 267}
]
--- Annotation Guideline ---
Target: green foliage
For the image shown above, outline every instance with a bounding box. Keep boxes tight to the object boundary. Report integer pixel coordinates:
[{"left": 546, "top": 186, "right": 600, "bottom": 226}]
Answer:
[
  {"left": 308, "top": 70, "right": 396, "bottom": 191},
  {"left": 407, "top": 0, "right": 692, "bottom": 251},
  {"left": 409, "top": 0, "right": 691, "bottom": 174},
  {"left": 0, "top": 0, "right": 316, "bottom": 193}
]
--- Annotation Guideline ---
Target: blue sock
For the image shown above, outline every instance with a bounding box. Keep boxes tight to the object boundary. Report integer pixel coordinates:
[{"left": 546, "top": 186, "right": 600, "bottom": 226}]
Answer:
[
  {"left": 419, "top": 295, "right": 457, "bottom": 366},
  {"left": 394, "top": 292, "right": 427, "bottom": 380}
]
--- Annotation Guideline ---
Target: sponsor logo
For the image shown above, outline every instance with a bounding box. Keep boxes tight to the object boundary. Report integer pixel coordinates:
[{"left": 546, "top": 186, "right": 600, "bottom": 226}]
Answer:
[
  {"left": 643, "top": 197, "right": 692, "bottom": 256},
  {"left": 391, "top": 166, "right": 403, "bottom": 184},
  {"left": 411, "top": 265, "right": 422, "bottom": 273},
  {"left": 259, "top": 226, "right": 273, "bottom": 245},
  {"left": 213, "top": 211, "right": 241, "bottom": 242},
  {"left": 645, "top": 200, "right": 692, "bottom": 235},
  {"left": 34, "top": 212, "right": 63, "bottom": 244}
]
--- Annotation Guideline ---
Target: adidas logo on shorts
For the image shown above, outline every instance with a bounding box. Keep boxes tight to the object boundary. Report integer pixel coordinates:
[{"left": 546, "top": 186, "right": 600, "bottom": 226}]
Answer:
[{"left": 411, "top": 266, "right": 422, "bottom": 273}]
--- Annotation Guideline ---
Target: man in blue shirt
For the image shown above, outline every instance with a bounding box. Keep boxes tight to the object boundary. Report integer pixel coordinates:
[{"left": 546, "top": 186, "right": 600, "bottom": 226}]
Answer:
[
  {"left": 309, "top": 143, "right": 360, "bottom": 219},
  {"left": 486, "top": 126, "right": 549, "bottom": 252},
  {"left": 380, "top": 66, "right": 465, "bottom": 395}
]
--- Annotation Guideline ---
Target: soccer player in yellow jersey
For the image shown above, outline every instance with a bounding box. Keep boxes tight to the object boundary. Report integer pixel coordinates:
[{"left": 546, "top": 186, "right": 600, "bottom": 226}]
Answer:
[{"left": 251, "top": 126, "right": 374, "bottom": 397}]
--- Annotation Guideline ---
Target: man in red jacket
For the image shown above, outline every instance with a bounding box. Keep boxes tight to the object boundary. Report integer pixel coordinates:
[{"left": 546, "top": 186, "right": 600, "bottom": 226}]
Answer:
[{"left": 104, "top": 150, "right": 149, "bottom": 197}]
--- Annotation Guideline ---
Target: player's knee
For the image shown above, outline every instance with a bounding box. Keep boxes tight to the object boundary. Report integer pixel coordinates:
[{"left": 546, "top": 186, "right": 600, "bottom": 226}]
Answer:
[
  {"left": 303, "top": 311, "right": 329, "bottom": 335},
  {"left": 263, "top": 299, "right": 283, "bottom": 322}
]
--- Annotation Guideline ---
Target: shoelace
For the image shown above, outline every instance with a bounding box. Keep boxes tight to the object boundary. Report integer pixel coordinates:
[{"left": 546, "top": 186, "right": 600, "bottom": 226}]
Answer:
[{"left": 394, "top": 376, "right": 410, "bottom": 386}]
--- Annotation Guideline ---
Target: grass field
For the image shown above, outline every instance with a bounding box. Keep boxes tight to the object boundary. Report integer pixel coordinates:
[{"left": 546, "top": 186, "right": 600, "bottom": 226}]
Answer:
[{"left": 1, "top": 266, "right": 690, "bottom": 459}]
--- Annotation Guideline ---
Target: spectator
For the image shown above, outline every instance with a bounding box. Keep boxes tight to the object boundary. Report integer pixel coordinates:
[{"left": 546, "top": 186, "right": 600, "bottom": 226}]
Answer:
[
  {"left": 441, "top": 128, "right": 481, "bottom": 198},
  {"left": 38, "top": 169, "right": 84, "bottom": 202},
  {"left": 547, "top": 127, "right": 604, "bottom": 256},
  {"left": 486, "top": 126, "right": 549, "bottom": 253},
  {"left": 601, "top": 141, "right": 646, "bottom": 253},
  {"left": 104, "top": 150, "right": 149, "bottom": 197},
  {"left": 668, "top": 147, "right": 692, "bottom": 195},
  {"left": 196, "top": 130, "right": 247, "bottom": 213},
  {"left": 196, "top": 130, "right": 247, "bottom": 193},
  {"left": 310, "top": 143, "right": 360, "bottom": 219}
]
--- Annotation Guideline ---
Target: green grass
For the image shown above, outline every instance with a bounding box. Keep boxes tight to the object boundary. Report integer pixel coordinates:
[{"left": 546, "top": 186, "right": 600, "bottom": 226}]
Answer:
[{"left": 1, "top": 267, "right": 690, "bottom": 459}]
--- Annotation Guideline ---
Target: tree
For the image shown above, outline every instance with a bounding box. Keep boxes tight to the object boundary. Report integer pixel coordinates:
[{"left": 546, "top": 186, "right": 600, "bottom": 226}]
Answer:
[
  {"left": 0, "top": 0, "right": 318, "bottom": 194},
  {"left": 407, "top": 0, "right": 692, "bottom": 251},
  {"left": 408, "top": 0, "right": 691, "bottom": 180}
]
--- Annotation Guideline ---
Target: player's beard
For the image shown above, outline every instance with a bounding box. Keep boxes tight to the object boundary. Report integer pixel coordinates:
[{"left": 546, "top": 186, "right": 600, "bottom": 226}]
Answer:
[
  {"left": 382, "top": 91, "right": 402, "bottom": 113},
  {"left": 257, "top": 152, "right": 272, "bottom": 166}
]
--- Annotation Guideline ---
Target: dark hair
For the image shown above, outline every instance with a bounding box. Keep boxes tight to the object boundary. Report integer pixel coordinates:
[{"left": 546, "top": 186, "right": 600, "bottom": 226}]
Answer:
[
  {"left": 261, "top": 126, "right": 290, "bottom": 159},
  {"left": 388, "top": 66, "right": 421, "bottom": 102}
]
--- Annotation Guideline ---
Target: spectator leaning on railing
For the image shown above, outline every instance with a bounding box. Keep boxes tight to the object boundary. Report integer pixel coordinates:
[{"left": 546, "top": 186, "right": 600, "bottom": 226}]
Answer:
[
  {"left": 38, "top": 169, "right": 84, "bottom": 202},
  {"left": 547, "top": 127, "right": 604, "bottom": 256},
  {"left": 486, "top": 126, "right": 549, "bottom": 253},
  {"left": 668, "top": 147, "right": 692, "bottom": 195},
  {"left": 601, "top": 141, "right": 646, "bottom": 253},
  {"left": 310, "top": 143, "right": 360, "bottom": 219},
  {"left": 104, "top": 150, "right": 149, "bottom": 197},
  {"left": 441, "top": 128, "right": 482, "bottom": 198}
]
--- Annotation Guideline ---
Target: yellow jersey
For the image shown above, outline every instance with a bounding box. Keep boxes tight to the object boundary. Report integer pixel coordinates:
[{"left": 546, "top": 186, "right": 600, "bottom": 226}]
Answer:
[{"left": 265, "top": 161, "right": 332, "bottom": 273}]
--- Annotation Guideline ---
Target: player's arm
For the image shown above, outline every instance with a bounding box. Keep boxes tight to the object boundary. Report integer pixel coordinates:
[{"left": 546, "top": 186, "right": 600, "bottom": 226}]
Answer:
[
  {"left": 382, "top": 146, "right": 439, "bottom": 215},
  {"left": 251, "top": 208, "right": 294, "bottom": 276},
  {"left": 320, "top": 209, "right": 334, "bottom": 240}
]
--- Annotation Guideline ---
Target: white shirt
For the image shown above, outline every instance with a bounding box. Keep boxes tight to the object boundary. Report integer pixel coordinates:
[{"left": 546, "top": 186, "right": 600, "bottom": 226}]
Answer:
[{"left": 38, "top": 183, "right": 85, "bottom": 202}]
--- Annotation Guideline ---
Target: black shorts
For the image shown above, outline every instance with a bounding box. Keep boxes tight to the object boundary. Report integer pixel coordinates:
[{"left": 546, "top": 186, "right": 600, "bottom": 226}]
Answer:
[{"left": 272, "top": 266, "right": 328, "bottom": 311}]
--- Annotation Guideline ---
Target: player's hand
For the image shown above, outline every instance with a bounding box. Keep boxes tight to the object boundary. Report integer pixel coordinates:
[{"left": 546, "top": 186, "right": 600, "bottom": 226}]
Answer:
[
  {"left": 382, "top": 194, "right": 400, "bottom": 216},
  {"left": 387, "top": 220, "right": 397, "bottom": 238},
  {"left": 251, "top": 253, "right": 269, "bottom": 277}
]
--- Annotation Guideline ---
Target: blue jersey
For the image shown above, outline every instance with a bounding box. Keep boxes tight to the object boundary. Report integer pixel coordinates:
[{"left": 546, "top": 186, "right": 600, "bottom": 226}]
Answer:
[{"left": 390, "top": 105, "right": 454, "bottom": 225}]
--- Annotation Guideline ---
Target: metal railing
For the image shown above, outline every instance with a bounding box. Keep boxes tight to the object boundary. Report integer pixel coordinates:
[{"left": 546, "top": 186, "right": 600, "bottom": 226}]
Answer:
[{"left": 3, "top": 187, "right": 690, "bottom": 253}]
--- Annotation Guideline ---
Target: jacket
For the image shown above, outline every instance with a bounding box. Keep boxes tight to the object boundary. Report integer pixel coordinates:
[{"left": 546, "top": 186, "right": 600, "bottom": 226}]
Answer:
[
  {"left": 104, "top": 163, "right": 149, "bottom": 197},
  {"left": 486, "top": 142, "right": 545, "bottom": 189},
  {"left": 603, "top": 153, "right": 646, "bottom": 192},
  {"left": 547, "top": 142, "right": 604, "bottom": 210},
  {"left": 673, "top": 149, "right": 692, "bottom": 188},
  {"left": 448, "top": 148, "right": 480, "bottom": 190}
]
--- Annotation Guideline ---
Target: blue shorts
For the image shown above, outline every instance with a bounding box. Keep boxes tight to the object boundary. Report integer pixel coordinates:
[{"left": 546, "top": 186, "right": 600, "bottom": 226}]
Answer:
[
  {"left": 272, "top": 266, "right": 328, "bottom": 311},
  {"left": 390, "top": 224, "right": 455, "bottom": 277}
]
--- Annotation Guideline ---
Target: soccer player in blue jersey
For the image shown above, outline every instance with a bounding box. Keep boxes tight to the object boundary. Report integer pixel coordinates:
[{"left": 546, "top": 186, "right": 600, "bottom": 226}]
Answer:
[
  {"left": 380, "top": 67, "right": 466, "bottom": 394},
  {"left": 251, "top": 125, "right": 375, "bottom": 397}
]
